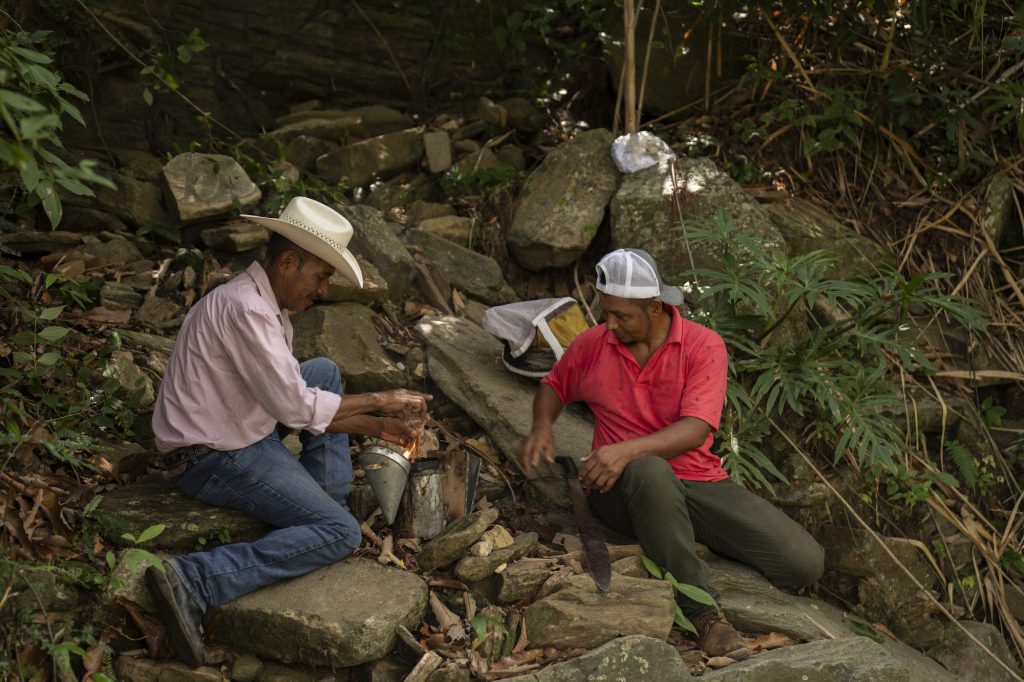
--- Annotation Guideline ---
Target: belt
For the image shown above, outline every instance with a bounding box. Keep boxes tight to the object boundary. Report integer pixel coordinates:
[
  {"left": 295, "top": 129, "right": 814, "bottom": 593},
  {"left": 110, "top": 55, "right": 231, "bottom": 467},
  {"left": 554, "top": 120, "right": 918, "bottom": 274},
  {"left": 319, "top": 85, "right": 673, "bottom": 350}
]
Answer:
[{"left": 155, "top": 444, "right": 214, "bottom": 475}]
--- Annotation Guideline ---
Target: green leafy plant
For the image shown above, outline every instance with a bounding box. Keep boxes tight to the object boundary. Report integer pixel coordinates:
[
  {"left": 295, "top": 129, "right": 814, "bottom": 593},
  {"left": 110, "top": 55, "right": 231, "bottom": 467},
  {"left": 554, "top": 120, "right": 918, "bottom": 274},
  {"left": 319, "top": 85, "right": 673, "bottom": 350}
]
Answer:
[
  {"left": 640, "top": 556, "right": 717, "bottom": 634},
  {"left": 1, "top": 265, "right": 139, "bottom": 469},
  {"left": 442, "top": 162, "right": 521, "bottom": 196},
  {"left": 677, "top": 208, "right": 987, "bottom": 498},
  {"left": 470, "top": 614, "right": 507, "bottom": 651},
  {"left": 139, "top": 28, "right": 208, "bottom": 106},
  {"left": 105, "top": 523, "right": 166, "bottom": 587},
  {"left": 0, "top": 29, "right": 114, "bottom": 227}
]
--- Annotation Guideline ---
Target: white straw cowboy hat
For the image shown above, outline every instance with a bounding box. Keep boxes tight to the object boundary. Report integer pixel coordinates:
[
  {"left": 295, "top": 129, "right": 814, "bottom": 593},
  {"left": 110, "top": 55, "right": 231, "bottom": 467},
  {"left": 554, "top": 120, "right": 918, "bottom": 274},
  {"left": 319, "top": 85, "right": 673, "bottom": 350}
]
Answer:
[{"left": 241, "top": 197, "right": 363, "bottom": 287}]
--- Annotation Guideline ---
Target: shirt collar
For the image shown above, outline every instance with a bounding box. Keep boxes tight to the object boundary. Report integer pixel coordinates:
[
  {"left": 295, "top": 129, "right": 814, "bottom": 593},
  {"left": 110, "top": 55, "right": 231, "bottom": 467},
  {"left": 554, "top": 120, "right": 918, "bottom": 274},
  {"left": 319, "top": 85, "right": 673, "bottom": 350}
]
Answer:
[{"left": 246, "top": 261, "right": 283, "bottom": 318}]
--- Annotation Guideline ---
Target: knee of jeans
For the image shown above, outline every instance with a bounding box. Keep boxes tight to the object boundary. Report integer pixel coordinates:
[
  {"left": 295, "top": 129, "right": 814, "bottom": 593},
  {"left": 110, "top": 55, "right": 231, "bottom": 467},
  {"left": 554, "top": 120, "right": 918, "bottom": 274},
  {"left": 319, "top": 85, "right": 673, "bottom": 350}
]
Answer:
[
  {"left": 323, "top": 510, "right": 361, "bottom": 557},
  {"left": 619, "top": 456, "right": 678, "bottom": 496},
  {"left": 305, "top": 357, "right": 342, "bottom": 394},
  {"left": 775, "top": 536, "right": 825, "bottom": 589}
]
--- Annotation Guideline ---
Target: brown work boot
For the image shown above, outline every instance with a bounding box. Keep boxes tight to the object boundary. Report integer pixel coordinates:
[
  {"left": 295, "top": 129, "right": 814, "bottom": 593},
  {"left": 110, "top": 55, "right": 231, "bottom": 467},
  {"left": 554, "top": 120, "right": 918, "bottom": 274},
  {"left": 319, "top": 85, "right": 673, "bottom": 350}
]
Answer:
[{"left": 694, "top": 611, "right": 746, "bottom": 657}]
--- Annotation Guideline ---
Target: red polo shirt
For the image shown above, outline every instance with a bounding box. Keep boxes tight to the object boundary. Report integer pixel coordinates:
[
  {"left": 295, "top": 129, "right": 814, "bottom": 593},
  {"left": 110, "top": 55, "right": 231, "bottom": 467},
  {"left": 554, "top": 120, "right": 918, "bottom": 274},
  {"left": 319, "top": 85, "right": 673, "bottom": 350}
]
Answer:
[{"left": 542, "top": 306, "right": 729, "bottom": 482}]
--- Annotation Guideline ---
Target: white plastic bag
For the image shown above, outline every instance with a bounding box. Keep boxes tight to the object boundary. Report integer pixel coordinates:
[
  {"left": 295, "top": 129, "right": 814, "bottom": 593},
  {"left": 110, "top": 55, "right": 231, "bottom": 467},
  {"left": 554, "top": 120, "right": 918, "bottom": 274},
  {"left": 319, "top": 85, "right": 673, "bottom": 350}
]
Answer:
[{"left": 610, "top": 131, "right": 675, "bottom": 174}]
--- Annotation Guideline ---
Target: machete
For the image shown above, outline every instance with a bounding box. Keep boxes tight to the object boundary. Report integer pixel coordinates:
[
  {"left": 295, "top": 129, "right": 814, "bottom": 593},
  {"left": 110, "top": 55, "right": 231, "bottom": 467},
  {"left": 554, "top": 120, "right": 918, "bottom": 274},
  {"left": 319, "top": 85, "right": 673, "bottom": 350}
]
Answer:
[{"left": 556, "top": 455, "right": 612, "bottom": 592}]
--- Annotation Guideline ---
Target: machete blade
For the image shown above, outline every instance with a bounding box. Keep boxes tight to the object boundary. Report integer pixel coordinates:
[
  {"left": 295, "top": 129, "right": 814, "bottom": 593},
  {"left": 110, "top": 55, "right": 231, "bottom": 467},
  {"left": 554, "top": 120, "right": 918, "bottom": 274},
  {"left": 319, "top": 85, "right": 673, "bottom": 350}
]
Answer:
[{"left": 557, "top": 455, "right": 612, "bottom": 592}]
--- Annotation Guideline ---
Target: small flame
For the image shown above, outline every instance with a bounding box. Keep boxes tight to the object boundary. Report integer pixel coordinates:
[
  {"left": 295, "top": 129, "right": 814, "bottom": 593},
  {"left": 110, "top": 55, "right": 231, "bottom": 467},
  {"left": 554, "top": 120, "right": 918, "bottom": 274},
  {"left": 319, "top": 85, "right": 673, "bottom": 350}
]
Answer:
[{"left": 401, "top": 445, "right": 414, "bottom": 461}]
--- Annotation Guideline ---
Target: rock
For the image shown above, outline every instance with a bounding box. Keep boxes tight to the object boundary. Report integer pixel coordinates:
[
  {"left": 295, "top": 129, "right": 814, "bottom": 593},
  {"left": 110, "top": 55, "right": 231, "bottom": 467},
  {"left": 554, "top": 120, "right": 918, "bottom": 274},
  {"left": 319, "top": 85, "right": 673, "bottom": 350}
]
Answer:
[
  {"left": 82, "top": 236, "right": 145, "bottom": 267},
  {"left": 414, "top": 315, "right": 594, "bottom": 505},
  {"left": 213, "top": 558, "right": 428, "bottom": 668},
  {"left": 134, "top": 296, "right": 182, "bottom": 329},
  {"left": 703, "top": 637, "right": 917, "bottom": 681},
  {"left": 114, "top": 653, "right": 222, "bottom": 681},
  {"left": 500, "top": 635, "right": 690, "bottom": 681},
  {"left": 275, "top": 106, "right": 414, "bottom": 139},
  {"left": 0, "top": 561, "right": 80, "bottom": 613},
  {"left": 610, "top": 158, "right": 785, "bottom": 280},
  {"left": 92, "top": 172, "right": 171, "bottom": 229},
  {"left": 423, "top": 130, "right": 452, "bottom": 173},
  {"left": 285, "top": 135, "right": 342, "bottom": 173},
  {"left": 508, "top": 128, "right": 619, "bottom": 270},
  {"left": 406, "top": 201, "right": 455, "bottom": 223},
  {"left": 454, "top": 532, "right": 538, "bottom": 582},
  {"left": 474, "top": 557, "right": 552, "bottom": 604},
  {"left": 270, "top": 115, "right": 364, "bottom": 145},
  {"left": 426, "top": 665, "right": 470, "bottom": 682},
  {"left": 702, "top": 550, "right": 958, "bottom": 681},
  {"left": 926, "top": 619, "right": 1019, "bottom": 682},
  {"left": 200, "top": 221, "right": 270, "bottom": 252},
  {"left": 340, "top": 204, "right": 417, "bottom": 303},
  {"left": 417, "top": 508, "right": 499, "bottom": 571},
  {"left": 324, "top": 256, "right": 388, "bottom": 305},
  {"left": 106, "top": 350, "right": 155, "bottom": 407},
  {"left": 403, "top": 229, "right": 515, "bottom": 305},
  {"left": 453, "top": 120, "right": 489, "bottom": 141},
  {"left": 230, "top": 653, "right": 264, "bottom": 682},
  {"left": 291, "top": 303, "right": 406, "bottom": 394},
  {"left": 0, "top": 230, "right": 82, "bottom": 255},
  {"left": 819, "top": 525, "right": 935, "bottom": 585},
  {"left": 61, "top": 206, "right": 128, "bottom": 232},
  {"left": 766, "top": 198, "right": 896, "bottom": 280},
  {"left": 163, "top": 153, "right": 262, "bottom": 223},
  {"left": 417, "top": 216, "right": 474, "bottom": 244},
  {"left": 101, "top": 281, "right": 143, "bottom": 310},
  {"left": 611, "top": 555, "right": 649, "bottom": 578},
  {"left": 365, "top": 658, "right": 410, "bottom": 682},
  {"left": 365, "top": 171, "right": 434, "bottom": 210},
  {"left": 495, "top": 145, "right": 527, "bottom": 171},
  {"left": 477, "top": 96, "right": 507, "bottom": 128},
  {"left": 94, "top": 480, "right": 269, "bottom": 553},
  {"left": 316, "top": 129, "right": 424, "bottom": 187},
  {"left": 498, "top": 97, "right": 546, "bottom": 134},
  {"left": 114, "top": 148, "right": 165, "bottom": 182},
  {"left": 453, "top": 147, "right": 501, "bottom": 175},
  {"left": 523, "top": 574, "right": 675, "bottom": 649},
  {"left": 257, "top": 661, "right": 350, "bottom": 681}
]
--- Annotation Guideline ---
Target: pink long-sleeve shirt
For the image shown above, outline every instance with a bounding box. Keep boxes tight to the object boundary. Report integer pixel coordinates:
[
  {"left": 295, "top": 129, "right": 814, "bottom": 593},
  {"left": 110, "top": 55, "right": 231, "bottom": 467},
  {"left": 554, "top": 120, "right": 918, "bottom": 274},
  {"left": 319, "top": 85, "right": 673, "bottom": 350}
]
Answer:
[{"left": 152, "top": 261, "right": 341, "bottom": 453}]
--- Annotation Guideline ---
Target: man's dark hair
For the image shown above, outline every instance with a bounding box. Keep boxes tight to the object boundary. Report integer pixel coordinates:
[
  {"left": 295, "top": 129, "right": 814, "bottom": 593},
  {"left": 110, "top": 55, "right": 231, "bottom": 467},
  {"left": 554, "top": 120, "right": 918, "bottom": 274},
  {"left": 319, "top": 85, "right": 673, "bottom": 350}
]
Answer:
[{"left": 264, "top": 232, "right": 314, "bottom": 267}]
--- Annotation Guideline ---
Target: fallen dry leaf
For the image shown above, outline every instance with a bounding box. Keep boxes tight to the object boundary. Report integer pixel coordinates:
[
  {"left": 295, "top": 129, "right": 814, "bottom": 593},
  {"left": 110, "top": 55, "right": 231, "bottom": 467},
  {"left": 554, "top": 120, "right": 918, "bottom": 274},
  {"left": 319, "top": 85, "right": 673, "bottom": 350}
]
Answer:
[
  {"left": 749, "top": 631, "right": 792, "bottom": 651},
  {"left": 706, "top": 655, "right": 737, "bottom": 668}
]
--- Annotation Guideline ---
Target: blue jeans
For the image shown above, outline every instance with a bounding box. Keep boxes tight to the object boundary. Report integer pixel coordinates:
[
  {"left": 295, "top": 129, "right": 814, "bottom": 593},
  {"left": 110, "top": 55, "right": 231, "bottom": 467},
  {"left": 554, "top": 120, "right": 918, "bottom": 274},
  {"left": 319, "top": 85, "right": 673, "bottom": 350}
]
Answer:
[{"left": 167, "top": 358, "right": 361, "bottom": 611}]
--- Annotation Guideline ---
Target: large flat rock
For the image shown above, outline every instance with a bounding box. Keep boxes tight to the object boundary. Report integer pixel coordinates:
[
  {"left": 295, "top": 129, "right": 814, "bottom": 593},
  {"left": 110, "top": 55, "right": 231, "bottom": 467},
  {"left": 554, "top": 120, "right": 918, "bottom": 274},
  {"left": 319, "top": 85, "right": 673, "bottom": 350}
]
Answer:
[
  {"left": 213, "top": 558, "right": 427, "bottom": 668},
  {"left": 341, "top": 204, "right": 416, "bottom": 303},
  {"left": 162, "top": 153, "right": 261, "bottom": 224},
  {"left": 703, "top": 549, "right": 958, "bottom": 682},
  {"left": 501, "top": 635, "right": 690, "bottom": 681},
  {"left": 292, "top": 303, "right": 406, "bottom": 394},
  {"left": 95, "top": 480, "right": 269, "bottom": 552},
  {"left": 414, "top": 315, "right": 594, "bottom": 505},
  {"left": 403, "top": 229, "right": 516, "bottom": 306},
  {"left": 523, "top": 574, "right": 675, "bottom": 650},
  {"left": 508, "top": 128, "right": 619, "bottom": 270},
  {"left": 705, "top": 637, "right": 914, "bottom": 681}
]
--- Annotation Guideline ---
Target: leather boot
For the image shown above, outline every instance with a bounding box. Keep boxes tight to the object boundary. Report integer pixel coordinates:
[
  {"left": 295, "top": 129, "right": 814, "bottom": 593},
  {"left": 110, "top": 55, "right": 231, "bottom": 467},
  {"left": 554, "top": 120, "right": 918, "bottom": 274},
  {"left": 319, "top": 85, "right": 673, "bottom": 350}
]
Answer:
[
  {"left": 145, "top": 565, "right": 206, "bottom": 668},
  {"left": 694, "top": 611, "right": 746, "bottom": 657}
]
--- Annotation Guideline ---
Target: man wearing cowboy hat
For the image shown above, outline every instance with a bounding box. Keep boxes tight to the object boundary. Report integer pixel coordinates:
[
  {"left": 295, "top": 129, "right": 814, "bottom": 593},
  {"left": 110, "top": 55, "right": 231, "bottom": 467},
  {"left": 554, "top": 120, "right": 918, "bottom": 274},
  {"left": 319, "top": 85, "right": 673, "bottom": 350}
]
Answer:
[{"left": 148, "top": 197, "right": 431, "bottom": 667}]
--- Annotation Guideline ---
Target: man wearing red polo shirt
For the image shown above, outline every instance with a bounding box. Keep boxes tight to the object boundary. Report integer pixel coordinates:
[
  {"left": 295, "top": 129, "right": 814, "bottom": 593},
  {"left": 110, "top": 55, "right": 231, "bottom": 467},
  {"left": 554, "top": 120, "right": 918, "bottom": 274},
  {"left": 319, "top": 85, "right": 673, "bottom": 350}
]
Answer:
[{"left": 519, "top": 248, "right": 823, "bottom": 657}]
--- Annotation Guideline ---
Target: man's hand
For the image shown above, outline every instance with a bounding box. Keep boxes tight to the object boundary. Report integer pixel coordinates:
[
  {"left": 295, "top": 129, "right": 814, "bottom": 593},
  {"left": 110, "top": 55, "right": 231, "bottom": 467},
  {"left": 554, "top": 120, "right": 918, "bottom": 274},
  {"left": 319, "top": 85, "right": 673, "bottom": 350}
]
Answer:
[
  {"left": 375, "top": 388, "right": 432, "bottom": 419},
  {"left": 377, "top": 416, "right": 420, "bottom": 448},
  {"left": 519, "top": 426, "right": 556, "bottom": 472},
  {"left": 580, "top": 442, "right": 636, "bottom": 493}
]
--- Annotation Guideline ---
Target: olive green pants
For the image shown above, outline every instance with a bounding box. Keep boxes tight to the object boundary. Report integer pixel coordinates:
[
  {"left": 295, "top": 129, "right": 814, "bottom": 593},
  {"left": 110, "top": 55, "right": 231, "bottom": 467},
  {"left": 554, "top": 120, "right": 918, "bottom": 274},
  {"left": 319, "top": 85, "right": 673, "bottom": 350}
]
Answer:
[{"left": 588, "top": 456, "right": 824, "bottom": 618}]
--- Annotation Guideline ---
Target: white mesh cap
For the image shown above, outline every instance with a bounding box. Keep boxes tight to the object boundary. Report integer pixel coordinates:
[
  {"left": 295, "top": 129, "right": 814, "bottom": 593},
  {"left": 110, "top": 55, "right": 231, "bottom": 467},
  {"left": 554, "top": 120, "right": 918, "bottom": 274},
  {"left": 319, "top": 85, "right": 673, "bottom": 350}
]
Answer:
[{"left": 595, "top": 248, "right": 684, "bottom": 306}]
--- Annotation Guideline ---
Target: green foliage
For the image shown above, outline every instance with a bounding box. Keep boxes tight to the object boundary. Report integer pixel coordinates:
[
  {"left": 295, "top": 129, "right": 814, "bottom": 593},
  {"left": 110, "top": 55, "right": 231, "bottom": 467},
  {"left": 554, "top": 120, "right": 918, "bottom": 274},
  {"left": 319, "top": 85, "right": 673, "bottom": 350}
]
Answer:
[
  {"left": 678, "top": 209, "right": 988, "bottom": 498},
  {"left": 233, "top": 146, "right": 347, "bottom": 215},
  {"left": 442, "top": 162, "right": 521, "bottom": 196},
  {"left": 0, "top": 29, "right": 113, "bottom": 227},
  {"left": 140, "top": 28, "right": 208, "bottom": 106},
  {"left": 0, "top": 265, "right": 139, "bottom": 470},
  {"left": 728, "top": 0, "right": 1024, "bottom": 184},
  {"left": 470, "top": 614, "right": 507, "bottom": 651},
  {"left": 641, "top": 556, "right": 717, "bottom": 634}
]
